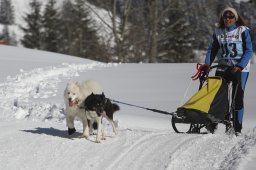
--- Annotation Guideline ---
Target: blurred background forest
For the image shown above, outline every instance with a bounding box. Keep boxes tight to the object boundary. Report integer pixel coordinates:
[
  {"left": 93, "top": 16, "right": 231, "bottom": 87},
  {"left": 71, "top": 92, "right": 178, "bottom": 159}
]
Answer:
[{"left": 0, "top": 0, "right": 255, "bottom": 63}]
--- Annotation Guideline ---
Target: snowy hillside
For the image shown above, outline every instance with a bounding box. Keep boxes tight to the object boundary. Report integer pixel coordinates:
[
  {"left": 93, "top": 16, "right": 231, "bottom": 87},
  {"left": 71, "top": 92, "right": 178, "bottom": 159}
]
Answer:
[{"left": 0, "top": 45, "right": 256, "bottom": 170}]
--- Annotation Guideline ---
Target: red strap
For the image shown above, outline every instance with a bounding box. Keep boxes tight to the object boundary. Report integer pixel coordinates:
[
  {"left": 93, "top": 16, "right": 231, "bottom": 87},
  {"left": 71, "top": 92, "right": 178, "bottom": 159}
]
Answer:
[{"left": 191, "top": 63, "right": 209, "bottom": 80}]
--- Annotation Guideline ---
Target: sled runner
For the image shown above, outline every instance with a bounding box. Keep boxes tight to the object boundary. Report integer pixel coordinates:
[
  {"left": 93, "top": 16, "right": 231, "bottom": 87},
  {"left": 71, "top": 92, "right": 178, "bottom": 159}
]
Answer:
[{"left": 171, "top": 64, "right": 239, "bottom": 134}]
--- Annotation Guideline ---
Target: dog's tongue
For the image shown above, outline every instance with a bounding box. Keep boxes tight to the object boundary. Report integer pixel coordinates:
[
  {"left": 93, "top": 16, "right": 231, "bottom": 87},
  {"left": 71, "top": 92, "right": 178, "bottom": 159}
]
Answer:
[
  {"left": 68, "top": 101, "right": 73, "bottom": 107},
  {"left": 69, "top": 101, "right": 74, "bottom": 107},
  {"left": 69, "top": 100, "right": 78, "bottom": 107}
]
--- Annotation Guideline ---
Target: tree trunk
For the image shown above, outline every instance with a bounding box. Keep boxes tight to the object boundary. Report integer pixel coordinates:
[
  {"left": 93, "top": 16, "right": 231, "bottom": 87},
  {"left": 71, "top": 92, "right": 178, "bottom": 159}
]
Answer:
[{"left": 148, "top": 0, "right": 158, "bottom": 63}]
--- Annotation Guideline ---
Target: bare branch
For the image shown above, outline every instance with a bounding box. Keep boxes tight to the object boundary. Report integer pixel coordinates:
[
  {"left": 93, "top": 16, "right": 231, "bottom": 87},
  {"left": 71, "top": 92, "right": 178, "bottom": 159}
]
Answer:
[{"left": 84, "top": 3, "right": 113, "bottom": 30}]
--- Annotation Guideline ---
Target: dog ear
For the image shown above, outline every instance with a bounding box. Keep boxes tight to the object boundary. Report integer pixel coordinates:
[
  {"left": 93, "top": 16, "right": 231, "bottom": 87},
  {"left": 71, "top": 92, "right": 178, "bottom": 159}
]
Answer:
[{"left": 75, "top": 81, "right": 81, "bottom": 87}]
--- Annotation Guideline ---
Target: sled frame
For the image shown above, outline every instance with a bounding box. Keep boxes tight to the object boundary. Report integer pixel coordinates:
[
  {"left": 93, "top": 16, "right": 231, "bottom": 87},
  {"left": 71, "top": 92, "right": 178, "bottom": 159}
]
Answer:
[{"left": 171, "top": 65, "right": 239, "bottom": 134}]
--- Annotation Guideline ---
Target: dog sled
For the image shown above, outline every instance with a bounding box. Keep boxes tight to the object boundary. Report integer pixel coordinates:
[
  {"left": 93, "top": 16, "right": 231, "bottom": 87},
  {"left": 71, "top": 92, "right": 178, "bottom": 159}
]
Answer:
[
  {"left": 111, "top": 64, "right": 239, "bottom": 134},
  {"left": 171, "top": 64, "right": 239, "bottom": 134}
]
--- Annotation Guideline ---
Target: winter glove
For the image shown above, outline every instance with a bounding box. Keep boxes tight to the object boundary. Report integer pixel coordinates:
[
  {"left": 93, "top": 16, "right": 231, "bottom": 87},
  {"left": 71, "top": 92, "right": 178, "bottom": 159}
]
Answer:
[
  {"left": 201, "top": 64, "right": 210, "bottom": 73},
  {"left": 191, "top": 63, "right": 210, "bottom": 80},
  {"left": 232, "top": 66, "right": 242, "bottom": 73},
  {"left": 225, "top": 66, "right": 241, "bottom": 84},
  {"left": 199, "top": 64, "right": 210, "bottom": 80}
]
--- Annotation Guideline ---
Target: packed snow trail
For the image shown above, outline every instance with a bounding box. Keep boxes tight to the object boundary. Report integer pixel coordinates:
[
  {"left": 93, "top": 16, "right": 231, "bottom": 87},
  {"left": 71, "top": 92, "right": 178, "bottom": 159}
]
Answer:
[
  {"left": 1, "top": 120, "right": 256, "bottom": 170},
  {"left": 105, "top": 131, "right": 198, "bottom": 170},
  {"left": 0, "top": 121, "right": 194, "bottom": 170}
]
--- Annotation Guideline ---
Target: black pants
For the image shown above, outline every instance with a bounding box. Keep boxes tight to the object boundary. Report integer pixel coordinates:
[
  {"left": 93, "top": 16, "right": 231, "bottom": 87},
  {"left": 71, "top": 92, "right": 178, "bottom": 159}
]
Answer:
[{"left": 215, "top": 70, "right": 246, "bottom": 133}]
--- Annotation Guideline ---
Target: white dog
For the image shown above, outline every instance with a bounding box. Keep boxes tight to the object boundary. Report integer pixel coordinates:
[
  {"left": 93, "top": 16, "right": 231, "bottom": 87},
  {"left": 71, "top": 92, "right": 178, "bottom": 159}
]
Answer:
[{"left": 64, "top": 80, "right": 105, "bottom": 143}]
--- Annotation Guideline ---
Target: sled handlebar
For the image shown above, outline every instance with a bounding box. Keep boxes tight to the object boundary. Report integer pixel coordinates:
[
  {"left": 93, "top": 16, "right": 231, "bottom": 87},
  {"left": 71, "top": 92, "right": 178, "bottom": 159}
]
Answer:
[
  {"left": 209, "top": 64, "right": 232, "bottom": 70},
  {"left": 192, "top": 64, "right": 233, "bottom": 81},
  {"left": 194, "top": 64, "right": 233, "bottom": 90}
]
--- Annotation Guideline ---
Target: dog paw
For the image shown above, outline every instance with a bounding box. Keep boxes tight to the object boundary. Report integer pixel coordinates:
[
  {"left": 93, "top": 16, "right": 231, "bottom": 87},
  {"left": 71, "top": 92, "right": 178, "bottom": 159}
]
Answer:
[
  {"left": 96, "top": 136, "right": 102, "bottom": 143},
  {"left": 68, "top": 128, "right": 76, "bottom": 135},
  {"left": 79, "top": 134, "right": 89, "bottom": 139},
  {"left": 95, "top": 140, "right": 102, "bottom": 143}
]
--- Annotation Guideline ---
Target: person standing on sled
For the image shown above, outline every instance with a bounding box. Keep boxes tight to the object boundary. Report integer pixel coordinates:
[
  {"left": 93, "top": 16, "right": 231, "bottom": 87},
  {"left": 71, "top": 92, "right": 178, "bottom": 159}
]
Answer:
[{"left": 202, "top": 7, "right": 253, "bottom": 134}]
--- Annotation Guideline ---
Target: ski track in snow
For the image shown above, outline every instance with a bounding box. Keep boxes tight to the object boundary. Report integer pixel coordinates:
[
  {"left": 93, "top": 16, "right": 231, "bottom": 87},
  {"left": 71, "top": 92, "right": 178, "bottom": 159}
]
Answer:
[
  {"left": 0, "top": 62, "right": 256, "bottom": 170},
  {"left": 219, "top": 128, "right": 256, "bottom": 170},
  {"left": 105, "top": 131, "right": 199, "bottom": 170}
]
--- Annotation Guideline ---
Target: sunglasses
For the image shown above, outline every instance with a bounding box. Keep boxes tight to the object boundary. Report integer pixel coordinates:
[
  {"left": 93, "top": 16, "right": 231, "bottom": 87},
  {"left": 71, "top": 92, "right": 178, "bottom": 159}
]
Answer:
[{"left": 223, "top": 15, "right": 235, "bottom": 19}]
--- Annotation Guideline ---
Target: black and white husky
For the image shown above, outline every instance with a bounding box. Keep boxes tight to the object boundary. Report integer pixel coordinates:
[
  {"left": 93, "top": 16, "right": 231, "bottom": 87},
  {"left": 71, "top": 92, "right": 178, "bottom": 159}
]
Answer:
[
  {"left": 64, "top": 80, "right": 105, "bottom": 143},
  {"left": 84, "top": 92, "right": 120, "bottom": 136}
]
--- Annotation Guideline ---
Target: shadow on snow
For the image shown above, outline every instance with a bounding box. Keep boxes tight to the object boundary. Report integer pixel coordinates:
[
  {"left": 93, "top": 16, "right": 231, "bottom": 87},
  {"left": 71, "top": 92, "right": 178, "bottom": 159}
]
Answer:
[{"left": 21, "top": 127, "right": 82, "bottom": 139}]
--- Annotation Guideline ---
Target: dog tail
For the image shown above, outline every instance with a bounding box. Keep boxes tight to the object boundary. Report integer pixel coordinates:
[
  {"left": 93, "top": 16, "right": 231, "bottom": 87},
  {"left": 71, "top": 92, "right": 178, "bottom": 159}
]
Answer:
[{"left": 112, "top": 103, "right": 120, "bottom": 112}]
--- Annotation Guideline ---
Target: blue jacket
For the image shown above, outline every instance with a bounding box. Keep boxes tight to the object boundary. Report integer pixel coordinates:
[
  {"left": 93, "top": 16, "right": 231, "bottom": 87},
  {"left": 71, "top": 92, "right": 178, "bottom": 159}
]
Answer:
[{"left": 205, "top": 24, "right": 253, "bottom": 71}]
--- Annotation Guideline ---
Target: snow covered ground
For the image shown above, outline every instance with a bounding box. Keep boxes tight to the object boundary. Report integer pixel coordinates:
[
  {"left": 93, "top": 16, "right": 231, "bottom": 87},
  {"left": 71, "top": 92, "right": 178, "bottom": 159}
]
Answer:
[{"left": 0, "top": 45, "right": 256, "bottom": 170}]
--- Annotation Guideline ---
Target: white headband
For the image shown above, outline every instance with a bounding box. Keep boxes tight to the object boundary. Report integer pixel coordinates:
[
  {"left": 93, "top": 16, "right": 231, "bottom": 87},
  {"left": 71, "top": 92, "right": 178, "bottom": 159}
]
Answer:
[{"left": 222, "top": 7, "right": 238, "bottom": 21}]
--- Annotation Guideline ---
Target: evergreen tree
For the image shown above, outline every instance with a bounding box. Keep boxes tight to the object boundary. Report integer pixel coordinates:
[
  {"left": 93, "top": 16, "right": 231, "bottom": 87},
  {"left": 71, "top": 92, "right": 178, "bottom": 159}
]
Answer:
[
  {"left": 57, "top": 0, "right": 77, "bottom": 55},
  {"left": 20, "top": 0, "right": 43, "bottom": 49},
  {"left": 158, "top": 0, "right": 194, "bottom": 62},
  {"left": 42, "top": 0, "right": 59, "bottom": 52},
  {"left": 0, "top": 0, "right": 14, "bottom": 25},
  {"left": 72, "top": 0, "right": 92, "bottom": 57},
  {"left": 0, "top": 0, "right": 16, "bottom": 45},
  {"left": 58, "top": 0, "right": 107, "bottom": 60},
  {"left": 116, "top": 0, "right": 146, "bottom": 62},
  {"left": 72, "top": 0, "right": 105, "bottom": 60}
]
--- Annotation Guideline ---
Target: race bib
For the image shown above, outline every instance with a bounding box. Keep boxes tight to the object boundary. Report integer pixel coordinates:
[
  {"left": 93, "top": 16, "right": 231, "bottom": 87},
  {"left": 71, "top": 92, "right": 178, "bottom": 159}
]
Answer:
[
  {"left": 215, "top": 27, "right": 246, "bottom": 60},
  {"left": 218, "top": 41, "right": 243, "bottom": 60}
]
